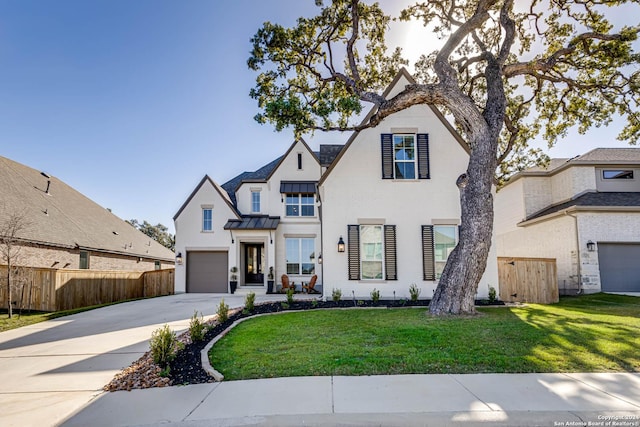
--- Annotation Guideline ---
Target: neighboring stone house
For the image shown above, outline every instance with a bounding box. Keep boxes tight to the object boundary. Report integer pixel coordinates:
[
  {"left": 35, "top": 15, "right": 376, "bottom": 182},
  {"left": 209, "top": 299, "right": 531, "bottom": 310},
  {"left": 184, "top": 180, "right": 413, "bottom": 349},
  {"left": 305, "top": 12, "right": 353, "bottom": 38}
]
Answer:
[
  {"left": 0, "top": 156, "right": 175, "bottom": 271},
  {"left": 495, "top": 148, "right": 640, "bottom": 295},
  {"left": 173, "top": 69, "right": 499, "bottom": 298}
]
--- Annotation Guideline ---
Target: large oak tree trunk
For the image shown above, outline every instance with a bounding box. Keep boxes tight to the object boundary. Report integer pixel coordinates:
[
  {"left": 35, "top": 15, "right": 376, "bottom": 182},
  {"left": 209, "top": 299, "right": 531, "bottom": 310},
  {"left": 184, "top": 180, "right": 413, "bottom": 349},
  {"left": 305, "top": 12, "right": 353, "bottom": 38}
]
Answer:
[{"left": 429, "top": 130, "right": 499, "bottom": 315}]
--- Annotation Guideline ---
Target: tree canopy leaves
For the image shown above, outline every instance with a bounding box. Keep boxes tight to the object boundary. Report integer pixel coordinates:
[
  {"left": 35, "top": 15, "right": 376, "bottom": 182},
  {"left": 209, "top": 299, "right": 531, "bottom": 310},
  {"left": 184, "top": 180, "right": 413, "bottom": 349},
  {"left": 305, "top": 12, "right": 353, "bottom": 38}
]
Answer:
[{"left": 249, "top": 0, "right": 640, "bottom": 182}]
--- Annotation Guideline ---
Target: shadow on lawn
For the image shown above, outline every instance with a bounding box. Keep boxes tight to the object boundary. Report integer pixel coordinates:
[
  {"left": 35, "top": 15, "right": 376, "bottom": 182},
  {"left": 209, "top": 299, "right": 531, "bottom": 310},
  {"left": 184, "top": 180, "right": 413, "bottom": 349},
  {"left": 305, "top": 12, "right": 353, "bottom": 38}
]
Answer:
[{"left": 516, "top": 296, "right": 639, "bottom": 372}]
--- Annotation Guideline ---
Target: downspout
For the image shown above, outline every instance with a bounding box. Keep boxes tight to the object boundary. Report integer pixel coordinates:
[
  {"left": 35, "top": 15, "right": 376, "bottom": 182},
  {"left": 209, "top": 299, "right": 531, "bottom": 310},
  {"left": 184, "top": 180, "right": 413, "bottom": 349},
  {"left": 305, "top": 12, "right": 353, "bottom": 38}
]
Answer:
[
  {"left": 317, "top": 186, "right": 324, "bottom": 299},
  {"left": 565, "top": 211, "right": 583, "bottom": 294}
]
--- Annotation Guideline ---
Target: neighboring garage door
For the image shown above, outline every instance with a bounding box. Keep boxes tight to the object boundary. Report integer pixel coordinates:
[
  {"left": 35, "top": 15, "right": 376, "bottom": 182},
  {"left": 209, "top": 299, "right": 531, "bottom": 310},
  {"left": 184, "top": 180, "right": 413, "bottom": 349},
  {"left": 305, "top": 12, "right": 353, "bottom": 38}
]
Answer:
[
  {"left": 598, "top": 243, "right": 640, "bottom": 293},
  {"left": 187, "top": 251, "right": 228, "bottom": 293}
]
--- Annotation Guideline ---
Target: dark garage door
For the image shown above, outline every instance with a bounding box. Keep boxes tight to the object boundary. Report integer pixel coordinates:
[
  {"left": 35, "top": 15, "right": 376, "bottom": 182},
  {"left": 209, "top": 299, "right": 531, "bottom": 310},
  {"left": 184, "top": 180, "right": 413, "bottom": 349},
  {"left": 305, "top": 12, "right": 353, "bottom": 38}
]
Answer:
[
  {"left": 187, "top": 251, "right": 228, "bottom": 293},
  {"left": 598, "top": 243, "right": 640, "bottom": 293}
]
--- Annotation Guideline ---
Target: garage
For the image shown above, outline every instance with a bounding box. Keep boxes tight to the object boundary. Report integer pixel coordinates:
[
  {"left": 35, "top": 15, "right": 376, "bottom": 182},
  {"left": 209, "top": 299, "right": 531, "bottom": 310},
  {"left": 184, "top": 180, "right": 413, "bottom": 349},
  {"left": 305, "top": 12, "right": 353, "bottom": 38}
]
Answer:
[
  {"left": 186, "top": 251, "right": 228, "bottom": 293},
  {"left": 597, "top": 243, "right": 640, "bottom": 293}
]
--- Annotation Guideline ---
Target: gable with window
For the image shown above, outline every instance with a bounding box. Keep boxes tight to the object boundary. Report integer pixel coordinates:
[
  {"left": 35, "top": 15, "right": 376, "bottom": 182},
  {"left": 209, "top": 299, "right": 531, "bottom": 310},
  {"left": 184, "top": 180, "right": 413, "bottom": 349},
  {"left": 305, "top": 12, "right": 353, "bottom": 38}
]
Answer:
[
  {"left": 347, "top": 224, "right": 397, "bottom": 281},
  {"left": 381, "top": 133, "right": 430, "bottom": 180}
]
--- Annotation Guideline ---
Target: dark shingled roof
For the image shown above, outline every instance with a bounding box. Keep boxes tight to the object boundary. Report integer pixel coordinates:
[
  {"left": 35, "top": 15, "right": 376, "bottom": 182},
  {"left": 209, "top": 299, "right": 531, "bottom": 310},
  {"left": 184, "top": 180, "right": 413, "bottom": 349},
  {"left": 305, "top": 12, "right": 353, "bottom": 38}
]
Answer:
[
  {"left": 221, "top": 156, "right": 284, "bottom": 206},
  {"left": 319, "top": 145, "right": 344, "bottom": 167},
  {"left": 224, "top": 215, "right": 280, "bottom": 230},
  {"left": 0, "top": 156, "right": 175, "bottom": 261},
  {"left": 527, "top": 192, "right": 640, "bottom": 221}
]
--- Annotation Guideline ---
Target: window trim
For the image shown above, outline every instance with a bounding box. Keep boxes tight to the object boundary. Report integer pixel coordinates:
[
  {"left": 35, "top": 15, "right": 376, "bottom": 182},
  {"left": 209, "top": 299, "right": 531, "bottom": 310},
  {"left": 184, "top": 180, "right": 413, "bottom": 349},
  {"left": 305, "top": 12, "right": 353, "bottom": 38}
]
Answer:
[
  {"left": 433, "top": 224, "right": 458, "bottom": 280},
  {"left": 392, "top": 134, "right": 417, "bottom": 180},
  {"left": 251, "top": 190, "right": 261, "bottom": 213},
  {"left": 285, "top": 193, "right": 315, "bottom": 217},
  {"left": 285, "top": 237, "right": 316, "bottom": 275},
  {"left": 202, "top": 207, "right": 213, "bottom": 232},
  {"left": 360, "top": 225, "right": 385, "bottom": 280}
]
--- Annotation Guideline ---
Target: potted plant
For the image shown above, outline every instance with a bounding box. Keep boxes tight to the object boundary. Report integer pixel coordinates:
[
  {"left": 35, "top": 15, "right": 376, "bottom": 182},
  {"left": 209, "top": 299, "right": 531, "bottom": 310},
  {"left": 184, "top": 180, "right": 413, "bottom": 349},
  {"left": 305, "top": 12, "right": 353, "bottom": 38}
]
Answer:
[
  {"left": 267, "top": 266, "right": 274, "bottom": 294},
  {"left": 229, "top": 266, "right": 238, "bottom": 294}
]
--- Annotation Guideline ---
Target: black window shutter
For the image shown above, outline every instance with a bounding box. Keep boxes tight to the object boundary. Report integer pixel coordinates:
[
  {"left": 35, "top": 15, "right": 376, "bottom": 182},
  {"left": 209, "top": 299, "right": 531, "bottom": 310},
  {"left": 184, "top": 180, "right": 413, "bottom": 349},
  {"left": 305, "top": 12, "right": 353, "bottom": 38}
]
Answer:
[
  {"left": 422, "top": 225, "right": 435, "bottom": 280},
  {"left": 417, "top": 133, "right": 430, "bottom": 179},
  {"left": 347, "top": 225, "right": 360, "bottom": 280},
  {"left": 381, "top": 134, "right": 394, "bottom": 179},
  {"left": 384, "top": 225, "right": 397, "bottom": 281}
]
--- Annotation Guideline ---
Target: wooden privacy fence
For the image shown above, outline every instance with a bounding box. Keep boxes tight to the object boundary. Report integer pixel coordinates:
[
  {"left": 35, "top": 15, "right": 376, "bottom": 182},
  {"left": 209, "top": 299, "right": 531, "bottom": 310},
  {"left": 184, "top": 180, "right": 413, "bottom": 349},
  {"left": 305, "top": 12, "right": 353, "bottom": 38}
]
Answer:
[
  {"left": 498, "top": 257, "right": 559, "bottom": 304},
  {"left": 0, "top": 266, "right": 174, "bottom": 312}
]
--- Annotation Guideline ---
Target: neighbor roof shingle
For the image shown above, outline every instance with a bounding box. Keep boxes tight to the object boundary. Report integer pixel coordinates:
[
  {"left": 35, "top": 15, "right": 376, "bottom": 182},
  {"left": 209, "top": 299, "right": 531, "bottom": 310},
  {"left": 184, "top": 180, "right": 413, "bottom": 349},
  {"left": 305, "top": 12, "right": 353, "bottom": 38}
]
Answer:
[
  {"left": 526, "top": 191, "right": 640, "bottom": 221},
  {"left": 0, "top": 156, "right": 175, "bottom": 261}
]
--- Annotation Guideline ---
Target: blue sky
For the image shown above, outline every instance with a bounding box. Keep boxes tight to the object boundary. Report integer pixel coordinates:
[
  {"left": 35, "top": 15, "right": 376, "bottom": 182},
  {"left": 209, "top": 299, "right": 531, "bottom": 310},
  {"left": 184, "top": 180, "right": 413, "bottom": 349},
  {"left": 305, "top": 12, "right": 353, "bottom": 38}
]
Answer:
[{"left": 0, "top": 1, "right": 633, "bottom": 235}]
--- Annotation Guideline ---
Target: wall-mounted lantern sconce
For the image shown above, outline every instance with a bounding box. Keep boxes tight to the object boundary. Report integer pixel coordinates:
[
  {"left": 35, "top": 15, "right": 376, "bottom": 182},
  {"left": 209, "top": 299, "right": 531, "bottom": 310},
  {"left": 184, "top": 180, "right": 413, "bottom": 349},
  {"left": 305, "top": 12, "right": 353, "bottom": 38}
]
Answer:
[
  {"left": 337, "top": 236, "right": 345, "bottom": 253},
  {"left": 318, "top": 253, "right": 322, "bottom": 264},
  {"left": 586, "top": 240, "right": 596, "bottom": 252},
  {"left": 175, "top": 252, "right": 183, "bottom": 265}
]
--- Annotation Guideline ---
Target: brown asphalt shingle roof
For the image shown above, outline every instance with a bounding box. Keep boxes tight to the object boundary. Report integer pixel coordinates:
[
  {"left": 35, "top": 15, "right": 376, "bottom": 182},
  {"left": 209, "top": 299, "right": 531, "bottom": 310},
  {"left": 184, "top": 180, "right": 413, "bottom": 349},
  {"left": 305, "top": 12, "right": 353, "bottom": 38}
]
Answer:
[{"left": 0, "top": 156, "right": 175, "bottom": 261}]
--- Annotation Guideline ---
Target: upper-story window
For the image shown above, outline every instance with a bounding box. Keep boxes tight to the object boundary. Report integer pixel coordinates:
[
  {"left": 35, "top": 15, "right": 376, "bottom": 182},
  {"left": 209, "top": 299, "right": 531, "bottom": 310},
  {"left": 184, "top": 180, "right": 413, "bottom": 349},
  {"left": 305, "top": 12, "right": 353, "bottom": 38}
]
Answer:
[
  {"left": 251, "top": 191, "right": 261, "bottom": 213},
  {"left": 297, "top": 153, "right": 303, "bottom": 170},
  {"left": 381, "top": 133, "right": 430, "bottom": 180},
  {"left": 202, "top": 208, "right": 213, "bottom": 231},
  {"left": 393, "top": 134, "right": 416, "bottom": 179},
  {"left": 603, "top": 170, "right": 634, "bottom": 180},
  {"left": 286, "top": 194, "right": 314, "bottom": 217}
]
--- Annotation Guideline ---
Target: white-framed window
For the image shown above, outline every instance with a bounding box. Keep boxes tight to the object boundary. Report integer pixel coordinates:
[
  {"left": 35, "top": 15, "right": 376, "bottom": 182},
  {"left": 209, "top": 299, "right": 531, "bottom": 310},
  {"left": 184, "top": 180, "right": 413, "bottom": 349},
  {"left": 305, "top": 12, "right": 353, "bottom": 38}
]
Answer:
[
  {"left": 393, "top": 134, "right": 416, "bottom": 179},
  {"left": 360, "top": 225, "right": 384, "bottom": 280},
  {"left": 434, "top": 225, "right": 457, "bottom": 279},
  {"left": 285, "top": 193, "right": 314, "bottom": 217},
  {"left": 251, "top": 191, "right": 261, "bottom": 213},
  {"left": 285, "top": 237, "right": 315, "bottom": 275},
  {"left": 202, "top": 208, "right": 213, "bottom": 231}
]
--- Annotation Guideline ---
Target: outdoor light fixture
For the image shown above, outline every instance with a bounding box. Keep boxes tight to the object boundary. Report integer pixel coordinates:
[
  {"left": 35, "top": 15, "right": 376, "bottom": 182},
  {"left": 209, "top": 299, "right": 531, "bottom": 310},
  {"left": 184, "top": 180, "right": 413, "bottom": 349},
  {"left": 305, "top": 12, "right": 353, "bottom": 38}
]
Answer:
[
  {"left": 586, "top": 240, "right": 596, "bottom": 252},
  {"left": 175, "top": 252, "right": 183, "bottom": 265},
  {"left": 337, "top": 236, "right": 345, "bottom": 252},
  {"left": 318, "top": 253, "right": 322, "bottom": 264}
]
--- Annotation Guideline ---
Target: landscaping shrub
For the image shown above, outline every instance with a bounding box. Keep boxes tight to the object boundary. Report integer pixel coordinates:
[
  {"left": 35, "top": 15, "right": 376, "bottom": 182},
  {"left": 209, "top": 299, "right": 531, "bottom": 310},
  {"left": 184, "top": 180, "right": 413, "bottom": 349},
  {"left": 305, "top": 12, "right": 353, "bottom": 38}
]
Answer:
[
  {"left": 245, "top": 292, "right": 256, "bottom": 313},
  {"left": 286, "top": 288, "right": 295, "bottom": 304},
  {"left": 217, "top": 298, "right": 229, "bottom": 323},
  {"left": 189, "top": 311, "right": 206, "bottom": 343},
  {"left": 370, "top": 288, "right": 380, "bottom": 303},
  {"left": 332, "top": 288, "right": 342, "bottom": 302},
  {"left": 488, "top": 286, "right": 497, "bottom": 304},
  {"left": 150, "top": 324, "right": 180, "bottom": 369},
  {"left": 409, "top": 283, "right": 421, "bottom": 302}
]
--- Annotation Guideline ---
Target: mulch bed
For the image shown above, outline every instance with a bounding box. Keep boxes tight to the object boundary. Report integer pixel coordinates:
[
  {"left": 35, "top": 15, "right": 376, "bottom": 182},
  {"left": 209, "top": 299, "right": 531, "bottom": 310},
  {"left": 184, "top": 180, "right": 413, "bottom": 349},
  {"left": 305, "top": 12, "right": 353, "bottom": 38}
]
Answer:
[{"left": 104, "top": 297, "right": 502, "bottom": 392}]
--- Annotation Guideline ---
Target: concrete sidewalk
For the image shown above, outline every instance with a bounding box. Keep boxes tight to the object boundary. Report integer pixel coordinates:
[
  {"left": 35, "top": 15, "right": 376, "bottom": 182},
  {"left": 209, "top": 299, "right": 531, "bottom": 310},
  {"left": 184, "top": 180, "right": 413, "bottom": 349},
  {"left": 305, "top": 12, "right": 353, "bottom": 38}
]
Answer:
[{"left": 59, "top": 373, "right": 640, "bottom": 427}]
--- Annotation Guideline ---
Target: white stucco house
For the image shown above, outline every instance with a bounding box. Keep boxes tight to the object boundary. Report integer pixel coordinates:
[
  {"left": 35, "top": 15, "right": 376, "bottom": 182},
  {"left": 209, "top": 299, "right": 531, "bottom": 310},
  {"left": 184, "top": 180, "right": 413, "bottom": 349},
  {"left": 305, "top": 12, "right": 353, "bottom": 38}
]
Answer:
[
  {"left": 495, "top": 148, "right": 640, "bottom": 295},
  {"left": 173, "top": 69, "right": 498, "bottom": 299}
]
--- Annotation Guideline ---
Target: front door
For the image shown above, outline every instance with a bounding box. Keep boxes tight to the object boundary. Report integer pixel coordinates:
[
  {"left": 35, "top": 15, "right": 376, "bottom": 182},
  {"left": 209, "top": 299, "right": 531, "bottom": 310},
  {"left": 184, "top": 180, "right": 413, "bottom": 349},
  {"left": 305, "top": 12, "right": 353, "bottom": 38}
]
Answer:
[{"left": 245, "top": 244, "right": 264, "bottom": 284}]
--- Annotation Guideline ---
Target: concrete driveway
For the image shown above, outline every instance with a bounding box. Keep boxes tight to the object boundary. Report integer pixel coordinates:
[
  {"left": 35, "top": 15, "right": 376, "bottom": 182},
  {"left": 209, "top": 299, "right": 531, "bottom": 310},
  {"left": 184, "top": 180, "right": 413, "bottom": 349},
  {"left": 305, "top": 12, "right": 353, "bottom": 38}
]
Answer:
[{"left": 0, "top": 292, "right": 289, "bottom": 427}]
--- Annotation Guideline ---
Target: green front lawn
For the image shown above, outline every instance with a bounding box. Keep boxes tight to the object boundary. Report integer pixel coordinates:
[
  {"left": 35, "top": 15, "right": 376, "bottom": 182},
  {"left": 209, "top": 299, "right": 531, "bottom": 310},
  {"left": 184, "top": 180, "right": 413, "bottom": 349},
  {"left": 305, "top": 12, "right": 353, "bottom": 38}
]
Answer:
[{"left": 209, "top": 293, "right": 640, "bottom": 380}]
